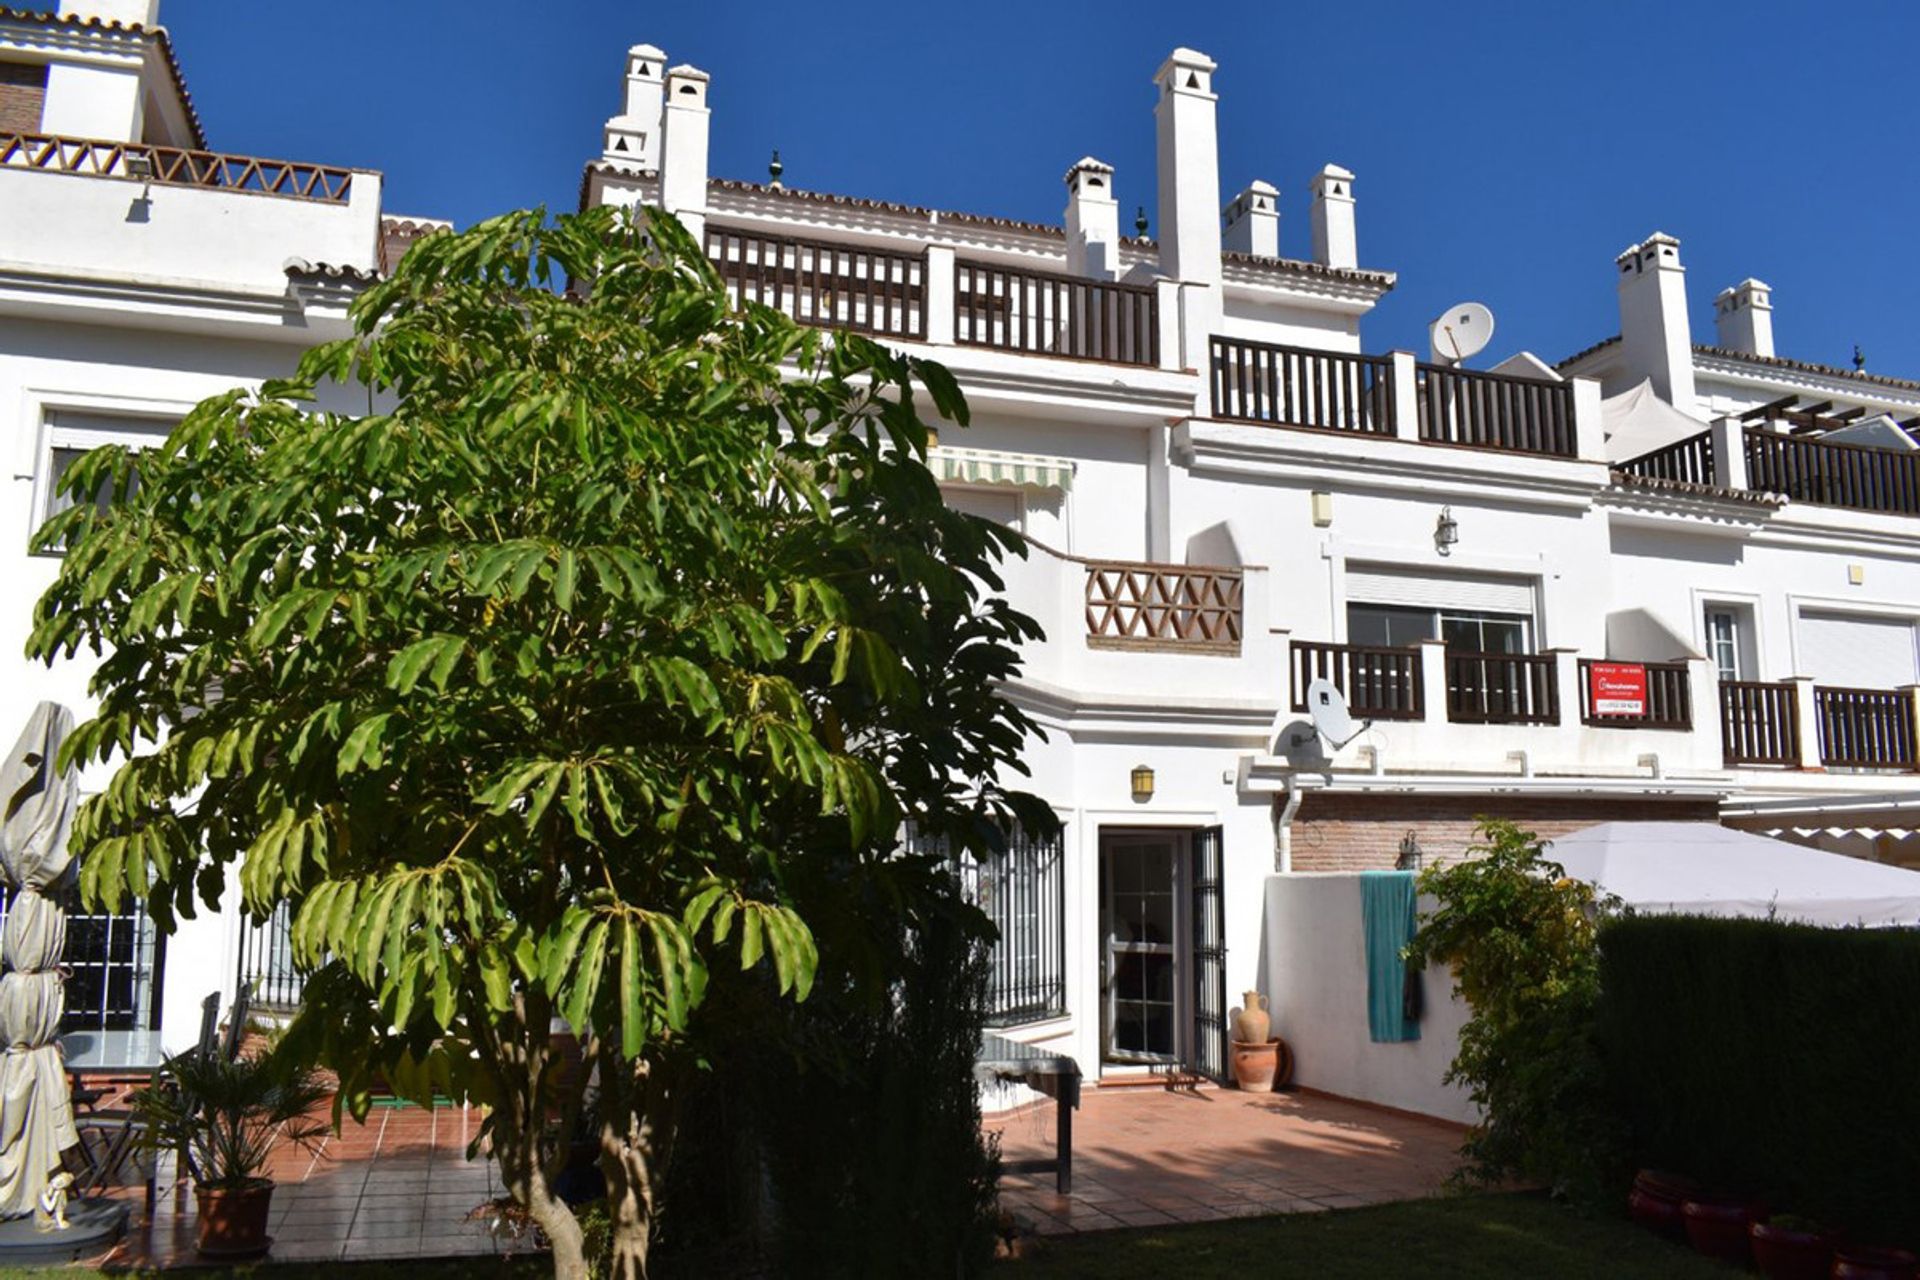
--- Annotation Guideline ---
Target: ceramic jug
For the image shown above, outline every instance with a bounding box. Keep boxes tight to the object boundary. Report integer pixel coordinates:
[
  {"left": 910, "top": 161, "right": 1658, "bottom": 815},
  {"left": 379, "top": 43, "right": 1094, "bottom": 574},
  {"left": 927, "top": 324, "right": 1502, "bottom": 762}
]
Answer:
[{"left": 1230, "top": 990, "right": 1270, "bottom": 1044}]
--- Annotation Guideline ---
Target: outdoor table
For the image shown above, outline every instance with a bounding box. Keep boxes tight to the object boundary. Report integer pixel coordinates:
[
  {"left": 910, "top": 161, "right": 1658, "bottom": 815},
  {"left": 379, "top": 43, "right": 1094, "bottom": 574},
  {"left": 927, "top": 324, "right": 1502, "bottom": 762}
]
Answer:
[
  {"left": 977, "top": 1032, "right": 1081, "bottom": 1194},
  {"left": 59, "top": 1029, "right": 170, "bottom": 1075}
]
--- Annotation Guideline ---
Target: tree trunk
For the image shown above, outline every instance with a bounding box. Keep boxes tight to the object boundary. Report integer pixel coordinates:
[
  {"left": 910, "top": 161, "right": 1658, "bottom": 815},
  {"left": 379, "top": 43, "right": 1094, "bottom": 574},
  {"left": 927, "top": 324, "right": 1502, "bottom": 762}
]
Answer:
[
  {"left": 599, "top": 1050, "right": 683, "bottom": 1280},
  {"left": 483, "top": 999, "right": 591, "bottom": 1280}
]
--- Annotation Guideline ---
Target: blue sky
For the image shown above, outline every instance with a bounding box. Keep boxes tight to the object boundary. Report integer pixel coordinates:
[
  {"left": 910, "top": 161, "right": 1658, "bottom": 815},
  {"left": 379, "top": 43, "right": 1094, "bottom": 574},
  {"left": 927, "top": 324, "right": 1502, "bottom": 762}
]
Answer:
[{"left": 139, "top": 1, "right": 1918, "bottom": 374}]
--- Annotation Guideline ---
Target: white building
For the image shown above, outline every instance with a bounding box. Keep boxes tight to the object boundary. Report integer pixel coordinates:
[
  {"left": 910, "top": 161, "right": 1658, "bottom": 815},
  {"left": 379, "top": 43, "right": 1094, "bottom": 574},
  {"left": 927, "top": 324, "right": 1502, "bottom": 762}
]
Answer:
[{"left": 7, "top": 8, "right": 1920, "bottom": 1099}]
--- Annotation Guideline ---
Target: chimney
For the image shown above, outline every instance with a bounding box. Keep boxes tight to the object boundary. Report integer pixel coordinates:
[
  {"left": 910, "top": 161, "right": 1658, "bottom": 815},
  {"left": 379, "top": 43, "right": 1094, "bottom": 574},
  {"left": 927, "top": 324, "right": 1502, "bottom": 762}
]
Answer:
[
  {"left": 1713, "top": 278, "right": 1775, "bottom": 358},
  {"left": 58, "top": 0, "right": 161, "bottom": 24},
  {"left": 1222, "top": 180, "right": 1279, "bottom": 258},
  {"left": 1616, "top": 231, "right": 1697, "bottom": 409},
  {"left": 1064, "top": 157, "right": 1120, "bottom": 280},
  {"left": 1153, "top": 48, "right": 1222, "bottom": 286},
  {"left": 659, "top": 64, "right": 711, "bottom": 237},
  {"left": 1309, "top": 164, "right": 1357, "bottom": 270},
  {"left": 602, "top": 44, "right": 667, "bottom": 169}
]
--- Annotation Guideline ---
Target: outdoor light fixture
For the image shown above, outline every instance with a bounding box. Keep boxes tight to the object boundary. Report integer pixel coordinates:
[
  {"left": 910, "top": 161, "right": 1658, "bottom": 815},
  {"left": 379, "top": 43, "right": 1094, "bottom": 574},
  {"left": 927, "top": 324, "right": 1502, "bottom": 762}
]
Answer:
[
  {"left": 1434, "top": 506, "right": 1459, "bottom": 556},
  {"left": 1130, "top": 763, "right": 1155, "bottom": 803}
]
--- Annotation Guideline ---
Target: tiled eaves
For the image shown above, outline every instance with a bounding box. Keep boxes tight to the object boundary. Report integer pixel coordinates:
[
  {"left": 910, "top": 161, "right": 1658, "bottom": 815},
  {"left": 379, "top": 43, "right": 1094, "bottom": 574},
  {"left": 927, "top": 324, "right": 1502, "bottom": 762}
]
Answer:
[
  {"left": 1556, "top": 334, "right": 1622, "bottom": 370},
  {"left": 1692, "top": 344, "right": 1920, "bottom": 396},
  {"left": 0, "top": 5, "right": 207, "bottom": 149},
  {"left": 1607, "top": 470, "right": 1783, "bottom": 507}
]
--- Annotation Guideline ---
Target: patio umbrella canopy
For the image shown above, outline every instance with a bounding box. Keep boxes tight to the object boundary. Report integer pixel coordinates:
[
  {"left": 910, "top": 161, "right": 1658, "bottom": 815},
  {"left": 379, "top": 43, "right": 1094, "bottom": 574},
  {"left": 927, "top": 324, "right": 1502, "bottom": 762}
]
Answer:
[
  {"left": 1546, "top": 821, "right": 1920, "bottom": 928},
  {"left": 0, "top": 703, "right": 81, "bottom": 1220}
]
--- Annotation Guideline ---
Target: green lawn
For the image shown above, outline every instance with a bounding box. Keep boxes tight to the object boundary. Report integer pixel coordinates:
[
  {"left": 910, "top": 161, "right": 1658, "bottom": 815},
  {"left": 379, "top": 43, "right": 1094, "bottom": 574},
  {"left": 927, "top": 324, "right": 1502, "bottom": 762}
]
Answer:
[
  {"left": 996, "top": 1192, "right": 1728, "bottom": 1279},
  {"left": 0, "top": 1262, "right": 544, "bottom": 1280}
]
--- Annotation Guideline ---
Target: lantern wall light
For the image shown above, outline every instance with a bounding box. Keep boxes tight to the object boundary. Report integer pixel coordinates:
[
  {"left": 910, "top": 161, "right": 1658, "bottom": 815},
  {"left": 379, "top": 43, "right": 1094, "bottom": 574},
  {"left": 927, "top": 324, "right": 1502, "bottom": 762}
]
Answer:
[{"left": 1130, "top": 764, "right": 1155, "bottom": 803}]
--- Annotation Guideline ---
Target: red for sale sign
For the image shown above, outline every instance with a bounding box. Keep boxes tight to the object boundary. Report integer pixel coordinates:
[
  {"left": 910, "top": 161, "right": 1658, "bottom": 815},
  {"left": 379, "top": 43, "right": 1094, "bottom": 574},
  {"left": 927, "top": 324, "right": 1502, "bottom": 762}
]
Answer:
[{"left": 1589, "top": 662, "right": 1648, "bottom": 717}]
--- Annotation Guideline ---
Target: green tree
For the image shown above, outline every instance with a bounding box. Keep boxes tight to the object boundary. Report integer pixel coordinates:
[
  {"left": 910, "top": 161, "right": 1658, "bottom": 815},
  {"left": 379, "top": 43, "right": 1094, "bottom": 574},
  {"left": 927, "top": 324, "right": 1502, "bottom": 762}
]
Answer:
[
  {"left": 1407, "top": 820, "right": 1623, "bottom": 1195},
  {"left": 30, "top": 206, "right": 1048, "bottom": 1279}
]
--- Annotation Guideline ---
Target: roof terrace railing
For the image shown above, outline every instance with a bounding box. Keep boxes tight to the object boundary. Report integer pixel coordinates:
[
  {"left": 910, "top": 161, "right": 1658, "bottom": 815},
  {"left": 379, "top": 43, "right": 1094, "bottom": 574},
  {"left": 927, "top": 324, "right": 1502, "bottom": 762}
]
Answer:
[
  {"left": 0, "top": 132, "right": 356, "bottom": 203},
  {"left": 703, "top": 226, "right": 927, "bottom": 341},
  {"left": 1210, "top": 337, "right": 1395, "bottom": 435},
  {"left": 1416, "top": 362, "right": 1577, "bottom": 458},
  {"left": 1744, "top": 428, "right": 1920, "bottom": 516},
  {"left": 953, "top": 260, "right": 1157, "bottom": 366},
  {"left": 1618, "top": 430, "right": 1716, "bottom": 486}
]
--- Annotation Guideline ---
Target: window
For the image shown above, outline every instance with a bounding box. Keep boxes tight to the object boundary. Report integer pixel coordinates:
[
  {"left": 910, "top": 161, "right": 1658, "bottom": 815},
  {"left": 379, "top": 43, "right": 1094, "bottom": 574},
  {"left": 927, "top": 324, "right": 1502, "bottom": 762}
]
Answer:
[
  {"left": 0, "top": 886, "right": 164, "bottom": 1033},
  {"left": 1706, "top": 608, "right": 1743, "bottom": 683},
  {"left": 1346, "top": 603, "right": 1532, "bottom": 654},
  {"left": 1346, "top": 604, "right": 1431, "bottom": 649},
  {"left": 910, "top": 823, "right": 1065, "bottom": 1027},
  {"left": 942, "top": 485, "right": 1024, "bottom": 530},
  {"left": 34, "top": 410, "right": 172, "bottom": 550}
]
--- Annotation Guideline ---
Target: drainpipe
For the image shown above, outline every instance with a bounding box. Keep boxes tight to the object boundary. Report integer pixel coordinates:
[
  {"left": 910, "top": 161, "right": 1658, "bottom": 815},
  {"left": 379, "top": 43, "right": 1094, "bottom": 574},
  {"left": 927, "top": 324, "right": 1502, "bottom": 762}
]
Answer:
[{"left": 1274, "top": 774, "right": 1303, "bottom": 873}]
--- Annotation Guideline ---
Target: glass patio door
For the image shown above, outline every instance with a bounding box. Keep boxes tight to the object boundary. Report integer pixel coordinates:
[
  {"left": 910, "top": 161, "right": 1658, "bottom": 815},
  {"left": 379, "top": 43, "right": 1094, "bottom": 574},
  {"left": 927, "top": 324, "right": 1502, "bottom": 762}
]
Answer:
[{"left": 1101, "top": 832, "right": 1183, "bottom": 1063}]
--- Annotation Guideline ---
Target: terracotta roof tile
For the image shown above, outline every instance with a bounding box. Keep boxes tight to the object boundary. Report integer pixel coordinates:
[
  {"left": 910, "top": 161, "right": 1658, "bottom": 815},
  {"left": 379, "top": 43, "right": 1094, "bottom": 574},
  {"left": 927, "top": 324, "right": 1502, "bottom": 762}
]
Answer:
[
  {"left": 1691, "top": 344, "right": 1920, "bottom": 395},
  {"left": 0, "top": 5, "right": 206, "bottom": 149},
  {"left": 1608, "top": 470, "right": 1782, "bottom": 507},
  {"left": 1556, "top": 334, "right": 1622, "bottom": 369},
  {"left": 1221, "top": 248, "right": 1396, "bottom": 290}
]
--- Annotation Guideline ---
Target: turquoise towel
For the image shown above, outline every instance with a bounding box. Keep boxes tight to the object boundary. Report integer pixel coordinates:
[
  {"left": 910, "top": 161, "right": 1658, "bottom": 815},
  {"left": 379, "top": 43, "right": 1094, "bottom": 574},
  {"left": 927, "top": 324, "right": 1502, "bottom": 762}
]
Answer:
[{"left": 1360, "top": 870, "right": 1421, "bottom": 1043}]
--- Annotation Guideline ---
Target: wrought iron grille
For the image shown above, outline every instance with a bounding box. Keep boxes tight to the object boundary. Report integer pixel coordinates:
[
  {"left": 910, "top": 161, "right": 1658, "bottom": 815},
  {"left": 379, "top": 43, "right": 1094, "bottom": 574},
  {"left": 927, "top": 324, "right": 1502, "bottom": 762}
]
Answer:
[
  {"left": 236, "top": 901, "right": 305, "bottom": 1008},
  {"left": 1188, "top": 827, "right": 1228, "bottom": 1083},
  {"left": 0, "top": 885, "right": 163, "bottom": 1032},
  {"left": 911, "top": 824, "right": 1066, "bottom": 1027}
]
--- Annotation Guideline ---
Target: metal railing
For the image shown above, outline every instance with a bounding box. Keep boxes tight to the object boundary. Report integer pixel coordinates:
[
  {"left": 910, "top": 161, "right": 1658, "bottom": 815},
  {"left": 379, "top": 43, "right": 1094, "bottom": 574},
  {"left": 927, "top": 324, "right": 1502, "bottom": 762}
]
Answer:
[
  {"left": 1618, "top": 431, "right": 1716, "bottom": 486},
  {"left": 1084, "top": 560, "right": 1243, "bottom": 652},
  {"left": 1290, "top": 640, "right": 1424, "bottom": 719},
  {"left": 1815, "top": 686, "right": 1918, "bottom": 771},
  {"left": 1416, "top": 363, "right": 1577, "bottom": 458},
  {"left": 1577, "top": 660, "right": 1693, "bottom": 729},
  {"left": 236, "top": 902, "right": 305, "bottom": 1009},
  {"left": 1744, "top": 428, "right": 1920, "bottom": 516},
  {"left": 953, "top": 261, "right": 1157, "bottom": 365},
  {"left": 1, "top": 131, "right": 356, "bottom": 203},
  {"left": 911, "top": 825, "right": 1066, "bottom": 1028},
  {"left": 1209, "top": 337, "right": 1395, "bottom": 435},
  {"left": 1446, "top": 651, "right": 1560, "bottom": 724},
  {"left": 1720, "top": 680, "right": 1800, "bottom": 768},
  {"left": 703, "top": 226, "right": 927, "bottom": 340}
]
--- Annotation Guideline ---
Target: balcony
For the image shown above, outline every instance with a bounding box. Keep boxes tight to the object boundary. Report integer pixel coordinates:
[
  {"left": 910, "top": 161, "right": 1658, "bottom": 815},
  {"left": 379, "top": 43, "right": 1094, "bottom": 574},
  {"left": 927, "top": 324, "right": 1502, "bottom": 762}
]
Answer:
[
  {"left": 1617, "top": 423, "right": 1920, "bottom": 519},
  {"left": 1718, "top": 680, "right": 1918, "bottom": 772},
  {"left": 1208, "top": 336, "right": 1581, "bottom": 460},
  {"left": 1084, "top": 560, "right": 1243, "bottom": 653},
  {"left": 1, "top": 132, "right": 357, "bottom": 202},
  {"left": 702, "top": 226, "right": 1161, "bottom": 367}
]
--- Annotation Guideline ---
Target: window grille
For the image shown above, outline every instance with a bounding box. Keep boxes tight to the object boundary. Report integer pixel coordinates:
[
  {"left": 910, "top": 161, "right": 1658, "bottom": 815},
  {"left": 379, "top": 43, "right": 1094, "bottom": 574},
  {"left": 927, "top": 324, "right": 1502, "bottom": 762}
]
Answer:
[
  {"left": 909, "top": 823, "right": 1066, "bottom": 1027},
  {"left": 236, "top": 901, "right": 304, "bottom": 1008},
  {"left": 0, "top": 885, "right": 163, "bottom": 1032}
]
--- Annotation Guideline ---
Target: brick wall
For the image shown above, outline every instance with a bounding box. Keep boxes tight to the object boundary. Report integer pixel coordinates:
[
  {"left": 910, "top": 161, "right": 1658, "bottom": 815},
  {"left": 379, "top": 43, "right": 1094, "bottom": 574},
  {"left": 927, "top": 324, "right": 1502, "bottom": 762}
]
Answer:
[
  {"left": 0, "top": 62, "right": 46, "bottom": 134},
  {"left": 1287, "top": 792, "right": 1722, "bottom": 873}
]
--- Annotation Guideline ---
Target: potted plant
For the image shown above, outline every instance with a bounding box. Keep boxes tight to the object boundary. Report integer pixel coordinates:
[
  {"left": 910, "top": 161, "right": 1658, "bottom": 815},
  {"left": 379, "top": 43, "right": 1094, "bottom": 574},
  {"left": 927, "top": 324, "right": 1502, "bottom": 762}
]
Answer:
[
  {"left": 1833, "top": 1245, "right": 1920, "bottom": 1280},
  {"left": 1627, "top": 1169, "right": 1699, "bottom": 1240},
  {"left": 1681, "top": 1194, "right": 1766, "bottom": 1265},
  {"left": 1750, "top": 1214, "right": 1836, "bottom": 1280},
  {"left": 133, "top": 1046, "right": 330, "bottom": 1257}
]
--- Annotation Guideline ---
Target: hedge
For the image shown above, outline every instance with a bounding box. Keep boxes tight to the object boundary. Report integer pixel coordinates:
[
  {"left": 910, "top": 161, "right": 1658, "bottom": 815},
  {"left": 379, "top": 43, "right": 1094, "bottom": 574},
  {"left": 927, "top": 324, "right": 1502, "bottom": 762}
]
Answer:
[{"left": 1597, "top": 915, "right": 1920, "bottom": 1245}]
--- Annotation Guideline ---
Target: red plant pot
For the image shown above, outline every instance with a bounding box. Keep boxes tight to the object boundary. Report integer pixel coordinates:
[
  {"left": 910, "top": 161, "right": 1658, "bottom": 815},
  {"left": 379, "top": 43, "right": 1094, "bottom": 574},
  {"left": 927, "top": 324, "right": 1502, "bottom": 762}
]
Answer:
[
  {"left": 1628, "top": 1170, "right": 1700, "bottom": 1240},
  {"left": 1749, "top": 1221, "right": 1836, "bottom": 1280},
  {"left": 195, "top": 1179, "right": 275, "bottom": 1258},
  {"left": 1833, "top": 1245, "right": 1920, "bottom": 1280},
  {"left": 1682, "top": 1198, "right": 1762, "bottom": 1265}
]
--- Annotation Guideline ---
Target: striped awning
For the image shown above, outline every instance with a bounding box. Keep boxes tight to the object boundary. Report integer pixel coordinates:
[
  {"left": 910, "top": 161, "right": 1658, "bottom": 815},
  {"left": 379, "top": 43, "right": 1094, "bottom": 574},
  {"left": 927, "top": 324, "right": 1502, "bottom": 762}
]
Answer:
[{"left": 930, "top": 445, "right": 1075, "bottom": 492}]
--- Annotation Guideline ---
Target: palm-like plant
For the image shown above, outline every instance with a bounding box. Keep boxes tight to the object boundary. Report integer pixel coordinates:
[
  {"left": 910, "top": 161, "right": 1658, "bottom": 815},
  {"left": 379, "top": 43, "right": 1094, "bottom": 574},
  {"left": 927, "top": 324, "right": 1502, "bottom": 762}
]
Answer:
[{"left": 133, "top": 1049, "right": 331, "bottom": 1190}]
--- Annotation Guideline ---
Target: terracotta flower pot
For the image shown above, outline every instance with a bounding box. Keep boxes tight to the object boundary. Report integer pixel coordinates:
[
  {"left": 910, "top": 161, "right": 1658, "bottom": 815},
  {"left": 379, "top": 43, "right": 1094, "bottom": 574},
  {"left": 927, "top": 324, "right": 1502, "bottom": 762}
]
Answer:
[
  {"left": 1229, "top": 1039, "right": 1279, "bottom": 1091},
  {"left": 1749, "top": 1220, "right": 1835, "bottom": 1280},
  {"left": 1833, "top": 1246, "right": 1920, "bottom": 1280},
  {"left": 196, "top": 1179, "right": 275, "bottom": 1257},
  {"left": 1682, "top": 1197, "right": 1763, "bottom": 1266},
  {"left": 1627, "top": 1170, "right": 1699, "bottom": 1240}
]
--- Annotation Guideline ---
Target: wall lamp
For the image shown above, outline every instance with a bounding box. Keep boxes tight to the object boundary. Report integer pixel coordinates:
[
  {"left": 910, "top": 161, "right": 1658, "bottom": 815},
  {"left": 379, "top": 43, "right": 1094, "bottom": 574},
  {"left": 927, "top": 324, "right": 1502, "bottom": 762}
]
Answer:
[
  {"left": 1434, "top": 506, "right": 1459, "bottom": 556},
  {"left": 1130, "top": 763, "right": 1155, "bottom": 803}
]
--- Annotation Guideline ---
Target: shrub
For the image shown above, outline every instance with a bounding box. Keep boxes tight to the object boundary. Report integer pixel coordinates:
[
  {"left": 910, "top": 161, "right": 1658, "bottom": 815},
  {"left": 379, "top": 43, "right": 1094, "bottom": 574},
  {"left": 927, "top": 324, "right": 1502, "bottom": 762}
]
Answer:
[
  {"left": 1408, "top": 820, "right": 1624, "bottom": 1194},
  {"left": 1598, "top": 914, "right": 1920, "bottom": 1245}
]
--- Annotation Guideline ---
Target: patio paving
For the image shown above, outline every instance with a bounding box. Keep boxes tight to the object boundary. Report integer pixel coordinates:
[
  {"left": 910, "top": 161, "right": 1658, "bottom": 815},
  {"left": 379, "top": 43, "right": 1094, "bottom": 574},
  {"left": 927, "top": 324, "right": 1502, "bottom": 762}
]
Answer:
[
  {"left": 94, "top": 1100, "right": 538, "bottom": 1267},
  {"left": 990, "top": 1084, "right": 1467, "bottom": 1235}
]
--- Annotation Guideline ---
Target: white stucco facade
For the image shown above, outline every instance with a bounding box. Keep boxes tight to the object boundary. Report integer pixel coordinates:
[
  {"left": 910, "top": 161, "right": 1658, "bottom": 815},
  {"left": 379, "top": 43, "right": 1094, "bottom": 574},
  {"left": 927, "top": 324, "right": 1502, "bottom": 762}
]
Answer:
[{"left": 8, "top": 5, "right": 1920, "bottom": 1115}]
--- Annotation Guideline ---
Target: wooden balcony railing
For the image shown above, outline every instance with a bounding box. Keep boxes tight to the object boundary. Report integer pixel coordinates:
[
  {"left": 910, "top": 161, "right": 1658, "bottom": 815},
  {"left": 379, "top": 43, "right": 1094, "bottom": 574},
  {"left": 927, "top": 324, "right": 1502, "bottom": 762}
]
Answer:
[
  {"left": 1446, "top": 652, "right": 1560, "bottom": 725},
  {"left": 1209, "top": 338, "right": 1395, "bottom": 435},
  {"left": 1720, "top": 680, "right": 1800, "bottom": 768},
  {"left": 1, "top": 131, "right": 355, "bottom": 202},
  {"left": 954, "top": 261, "right": 1157, "bottom": 365},
  {"left": 1815, "top": 686, "right": 1918, "bottom": 771},
  {"left": 1618, "top": 431, "right": 1716, "bottom": 486},
  {"left": 1084, "top": 561, "right": 1242, "bottom": 653},
  {"left": 1744, "top": 429, "right": 1920, "bottom": 516},
  {"left": 704, "top": 227, "right": 927, "bottom": 340},
  {"left": 1416, "top": 363, "right": 1577, "bottom": 458},
  {"left": 1577, "top": 660, "right": 1692, "bottom": 729},
  {"left": 1290, "top": 641, "right": 1424, "bottom": 720}
]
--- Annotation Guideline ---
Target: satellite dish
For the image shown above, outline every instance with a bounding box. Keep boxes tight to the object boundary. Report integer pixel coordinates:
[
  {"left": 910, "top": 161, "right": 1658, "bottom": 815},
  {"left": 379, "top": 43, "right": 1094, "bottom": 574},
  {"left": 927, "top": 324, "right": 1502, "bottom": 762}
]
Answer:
[
  {"left": 1298, "top": 679, "right": 1370, "bottom": 751},
  {"left": 1429, "top": 302, "right": 1495, "bottom": 366}
]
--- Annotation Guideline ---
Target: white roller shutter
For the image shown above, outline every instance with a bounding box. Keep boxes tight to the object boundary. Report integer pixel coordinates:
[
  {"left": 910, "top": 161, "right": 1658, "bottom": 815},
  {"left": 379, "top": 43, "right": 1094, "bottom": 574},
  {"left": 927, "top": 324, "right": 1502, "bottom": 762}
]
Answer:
[
  {"left": 1345, "top": 564, "right": 1536, "bottom": 615},
  {"left": 1797, "top": 612, "right": 1919, "bottom": 689}
]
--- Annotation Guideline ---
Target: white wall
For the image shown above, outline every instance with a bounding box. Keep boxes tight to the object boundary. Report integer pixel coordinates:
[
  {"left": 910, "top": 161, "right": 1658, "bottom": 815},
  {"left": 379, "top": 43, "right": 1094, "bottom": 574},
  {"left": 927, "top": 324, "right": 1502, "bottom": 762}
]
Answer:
[{"left": 1262, "top": 873, "right": 1474, "bottom": 1124}]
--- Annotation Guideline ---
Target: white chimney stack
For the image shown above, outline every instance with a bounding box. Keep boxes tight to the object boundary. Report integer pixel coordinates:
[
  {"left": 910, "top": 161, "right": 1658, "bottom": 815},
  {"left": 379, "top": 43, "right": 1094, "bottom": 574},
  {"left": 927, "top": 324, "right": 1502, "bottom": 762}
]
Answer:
[
  {"left": 1714, "top": 278, "right": 1775, "bottom": 359},
  {"left": 1616, "top": 231, "right": 1697, "bottom": 410},
  {"left": 1223, "top": 180, "right": 1279, "bottom": 258},
  {"left": 602, "top": 44, "right": 666, "bottom": 169},
  {"left": 1153, "top": 48, "right": 1222, "bottom": 287},
  {"left": 58, "top": 0, "right": 160, "bottom": 25},
  {"left": 1064, "top": 157, "right": 1121, "bottom": 280},
  {"left": 1309, "top": 164, "right": 1357, "bottom": 270},
  {"left": 659, "top": 64, "right": 711, "bottom": 239}
]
